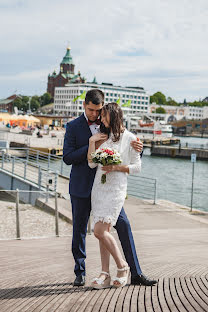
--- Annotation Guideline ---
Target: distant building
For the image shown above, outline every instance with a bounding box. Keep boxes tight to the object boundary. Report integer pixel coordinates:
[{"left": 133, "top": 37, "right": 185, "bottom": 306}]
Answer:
[
  {"left": 149, "top": 103, "right": 208, "bottom": 121},
  {"left": 0, "top": 95, "right": 21, "bottom": 113},
  {"left": 54, "top": 82, "right": 149, "bottom": 117},
  {"left": 47, "top": 46, "right": 85, "bottom": 98}
]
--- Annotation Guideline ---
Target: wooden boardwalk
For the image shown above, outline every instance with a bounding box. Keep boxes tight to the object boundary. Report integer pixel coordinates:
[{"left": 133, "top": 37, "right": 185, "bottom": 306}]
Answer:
[{"left": 0, "top": 197, "right": 208, "bottom": 311}]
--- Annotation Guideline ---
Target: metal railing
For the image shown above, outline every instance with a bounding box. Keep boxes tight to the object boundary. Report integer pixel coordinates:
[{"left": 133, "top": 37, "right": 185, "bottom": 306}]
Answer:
[
  {"left": 0, "top": 148, "right": 158, "bottom": 204},
  {"left": 0, "top": 189, "right": 60, "bottom": 240},
  {"left": 0, "top": 149, "right": 58, "bottom": 192},
  {"left": 127, "top": 175, "right": 157, "bottom": 204}
]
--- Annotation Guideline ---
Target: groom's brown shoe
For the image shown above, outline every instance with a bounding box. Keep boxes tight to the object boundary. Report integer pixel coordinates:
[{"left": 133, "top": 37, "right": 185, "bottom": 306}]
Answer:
[
  {"left": 131, "top": 274, "right": 157, "bottom": 286},
  {"left": 73, "top": 275, "right": 85, "bottom": 286}
]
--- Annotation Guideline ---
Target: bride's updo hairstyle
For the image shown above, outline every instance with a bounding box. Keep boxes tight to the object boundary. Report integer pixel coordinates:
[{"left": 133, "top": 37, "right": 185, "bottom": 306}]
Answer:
[{"left": 100, "top": 102, "right": 124, "bottom": 142}]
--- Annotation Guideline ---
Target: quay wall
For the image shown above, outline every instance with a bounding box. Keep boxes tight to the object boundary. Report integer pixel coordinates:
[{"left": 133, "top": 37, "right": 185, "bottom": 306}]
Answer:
[{"left": 151, "top": 146, "right": 208, "bottom": 160}]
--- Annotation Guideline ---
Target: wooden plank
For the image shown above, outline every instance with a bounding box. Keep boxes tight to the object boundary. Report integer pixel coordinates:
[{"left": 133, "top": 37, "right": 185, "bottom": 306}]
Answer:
[
  {"left": 144, "top": 285, "right": 154, "bottom": 312},
  {"left": 179, "top": 277, "right": 205, "bottom": 312},
  {"left": 129, "top": 285, "right": 139, "bottom": 312},
  {"left": 184, "top": 278, "right": 208, "bottom": 311},
  {"left": 107, "top": 287, "right": 123, "bottom": 311},
  {"left": 195, "top": 277, "right": 208, "bottom": 299},
  {"left": 99, "top": 288, "right": 116, "bottom": 312},
  {"left": 43, "top": 286, "right": 88, "bottom": 312},
  {"left": 91, "top": 288, "right": 112, "bottom": 312},
  {"left": 27, "top": 279, "right": 72, "bottom": 312},
  {"left": 156, "top": 279, "right": 170, "bottom": 312},
  {"left": 151, "top": 283, "right": 162, "bottom": 312},
  {"left": 190, "top": 278, "right": 208, "bottom": 307},
  {"left": 169, "top": 278, "right": 187, "bottom": 312},
  {"left": 122, "top": 285, "right": 135, "bottom": 312},
  {"left": 0, "top": 279, "right": 48, "bottom": 312},
  {"left": 10, "top": 279, "right": 66, "bottom": 312}
]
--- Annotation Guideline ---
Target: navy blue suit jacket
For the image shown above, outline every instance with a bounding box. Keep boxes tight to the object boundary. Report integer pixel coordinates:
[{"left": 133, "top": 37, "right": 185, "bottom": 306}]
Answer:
[{"left": 63, "top": 113, "right": 96, "bottom": 198}]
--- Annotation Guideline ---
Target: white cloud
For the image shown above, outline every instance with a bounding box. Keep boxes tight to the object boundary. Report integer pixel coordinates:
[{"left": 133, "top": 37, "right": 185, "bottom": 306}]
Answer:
[{"left": 0, "top": 0, "right": 208, "bottom": 101}]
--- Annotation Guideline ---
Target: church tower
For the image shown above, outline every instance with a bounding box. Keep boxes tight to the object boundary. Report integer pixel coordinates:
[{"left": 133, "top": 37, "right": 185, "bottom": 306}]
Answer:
[
  {"left": 60, "top": 46, "right": 75, "bottom": 74},
  {"left": 47, "top": 46, "right": 85, "bottom": 98}
]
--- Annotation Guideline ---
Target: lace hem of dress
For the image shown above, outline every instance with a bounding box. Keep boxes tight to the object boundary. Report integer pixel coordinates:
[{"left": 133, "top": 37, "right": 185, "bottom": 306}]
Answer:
[{"left": 92, "top": 216, "right": 117, "bottom": 227}]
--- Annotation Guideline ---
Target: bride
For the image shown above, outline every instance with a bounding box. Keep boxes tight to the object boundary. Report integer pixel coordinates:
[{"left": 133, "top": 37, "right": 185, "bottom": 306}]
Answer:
[{"left": 87, "top": 102, "right": 141, "bottom": 289}]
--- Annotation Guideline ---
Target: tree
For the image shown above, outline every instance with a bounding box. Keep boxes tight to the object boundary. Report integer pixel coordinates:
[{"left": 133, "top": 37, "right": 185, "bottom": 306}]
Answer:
[
  {"left": 150, "top": 92, "right": 166, "bottom": 105},
  {"left": 41, "top": 92, "right": 52, "bottom": 106},
  {"left": 30, "top": 96, "right": 40, "bottom": 111},
  {"left": 13, "top": 98, "right": 22, "bottom": 110},
  {"left": 156, "top": 107, "right": 166, "bottom": 114},
  {"left": 166, "top": 97, "right": 178, "bottom": 106}
]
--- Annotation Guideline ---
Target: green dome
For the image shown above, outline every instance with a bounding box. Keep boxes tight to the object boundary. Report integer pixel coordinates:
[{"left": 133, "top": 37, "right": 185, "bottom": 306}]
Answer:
[{"left": 61, "top": 47, "right": 74, "bottom": 65}]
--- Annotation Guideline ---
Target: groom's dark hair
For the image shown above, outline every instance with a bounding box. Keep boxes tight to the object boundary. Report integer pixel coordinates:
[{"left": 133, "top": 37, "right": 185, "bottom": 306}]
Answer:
[{"left": 85, "top": 89, "right": 104, "bottom": 105}]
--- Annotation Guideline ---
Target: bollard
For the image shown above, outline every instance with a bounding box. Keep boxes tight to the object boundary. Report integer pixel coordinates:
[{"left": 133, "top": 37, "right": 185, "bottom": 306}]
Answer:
[
  {"left": 16, "top": 189, "right": 21, "bottom": 239},
  {"left": 55, "top": 192, "right": 59, "bottom": 237}
]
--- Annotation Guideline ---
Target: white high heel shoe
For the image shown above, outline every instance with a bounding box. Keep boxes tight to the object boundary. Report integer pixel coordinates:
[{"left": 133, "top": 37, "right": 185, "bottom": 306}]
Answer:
[
  {"left": 91, "top": 271, "right": 111, "bottom": 289},
  {"left": 113, "top": 266, "right": 130, "bottom": 288}
]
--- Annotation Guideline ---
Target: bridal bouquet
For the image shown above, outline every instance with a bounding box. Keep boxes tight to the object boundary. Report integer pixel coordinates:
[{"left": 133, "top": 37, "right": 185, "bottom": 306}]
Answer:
[{"left": 91, "top": 148, "right": 122, "bottom": 184}]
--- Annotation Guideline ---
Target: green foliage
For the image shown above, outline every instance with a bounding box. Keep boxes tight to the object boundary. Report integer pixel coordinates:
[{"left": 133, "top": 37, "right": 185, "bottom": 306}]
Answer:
[
  {"left": 156, "top": 107, "right": 166, "bottom": 114},
  {"left": 13, "top": 98, "right": 22, "bottom": 110},
  {"left": 40, "top": 93, "right": 52, "bottom": 106},
  {"left": 30, "top": 96, "right": 40, "bottom": 111},
  {"left": 166, "top": 97, "right": 178, "bottom": 106},
  {"left": 150, "top": 92, "right": 166, "bottom": 105},
  {"left": 188, "top": 101, "right": 203, "bottom": 107}
]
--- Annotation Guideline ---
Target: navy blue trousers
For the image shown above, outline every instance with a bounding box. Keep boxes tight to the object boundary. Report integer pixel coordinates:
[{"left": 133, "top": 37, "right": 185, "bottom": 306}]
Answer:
[{"left": 70, "top": 194, "right": 142, "bottom": 277}]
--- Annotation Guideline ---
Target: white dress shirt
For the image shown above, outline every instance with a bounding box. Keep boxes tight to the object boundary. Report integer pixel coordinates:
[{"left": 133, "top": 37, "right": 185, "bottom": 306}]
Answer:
[{"left": 84, "top": 111, "right": 100, "bottom": 135}]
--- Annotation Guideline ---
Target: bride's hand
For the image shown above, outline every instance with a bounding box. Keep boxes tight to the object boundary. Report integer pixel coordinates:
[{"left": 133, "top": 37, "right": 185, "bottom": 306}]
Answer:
[
  {"left": 101, "top": 165, "right": 116, "bottom": 173},
  {"left": 89, "top": 133, "right": 108, "bottom": 143}
]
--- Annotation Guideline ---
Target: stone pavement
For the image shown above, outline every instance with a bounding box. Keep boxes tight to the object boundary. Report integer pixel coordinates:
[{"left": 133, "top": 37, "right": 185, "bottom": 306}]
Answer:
[{"left": 0, "top": 196, "right": 207, "bottom": 311}]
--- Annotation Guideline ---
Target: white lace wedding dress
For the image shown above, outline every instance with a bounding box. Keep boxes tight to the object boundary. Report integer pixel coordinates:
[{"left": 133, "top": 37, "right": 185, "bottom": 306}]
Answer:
[{"left": 88, "top": 129, "right": 141, "bottom": 228}]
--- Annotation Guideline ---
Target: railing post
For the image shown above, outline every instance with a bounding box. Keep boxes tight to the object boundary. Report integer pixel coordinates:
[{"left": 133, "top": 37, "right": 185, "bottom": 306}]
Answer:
[
  {"left": 38, "top": 166, "right": 42, "bottom": 190},
  {"left": 55, "top": 192, "right": 59, "bottom": 237},
  {"left": 24, "top": 160, "right": 27, "bottom": 179},
  {"left": 48, "top": 153, "right": 51, "bottom": 170},
  {"left": 36, "top": 150, "right": 39, "bottom": 165},
  {"left": 45, "top": 184, "right": 49, "bottom": 203},
  {"left": 60, "top": 158, "right": 63, "bottom": 175},
  {"left": 26, "top": 148, "right": 29, "bottom": 162},
  {"left": 54, "top": 170, "right": 58, "bottom": 192},
  {"left": 1, "top": 150, "right": 4, "bottom": 169},
  {"left": 153, "top": 179, "right": 157, "bottom": 204},
  {"left": 12, "top": 156, "right": 15, "bottom": 175},
  {"left": 16, "top": 189, "right": 21, "bottom": 239}
]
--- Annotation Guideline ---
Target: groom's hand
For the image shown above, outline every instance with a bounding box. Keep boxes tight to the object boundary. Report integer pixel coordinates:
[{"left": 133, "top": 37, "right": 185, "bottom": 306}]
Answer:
[{"left": 131, "top": 138, "right": 143, "bottom": 153}]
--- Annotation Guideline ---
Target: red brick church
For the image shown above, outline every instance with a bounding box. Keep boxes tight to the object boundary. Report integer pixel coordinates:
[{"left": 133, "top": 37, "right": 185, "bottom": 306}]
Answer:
[{"left": 47, "top": 46, "right": 85, "bottom": 98}]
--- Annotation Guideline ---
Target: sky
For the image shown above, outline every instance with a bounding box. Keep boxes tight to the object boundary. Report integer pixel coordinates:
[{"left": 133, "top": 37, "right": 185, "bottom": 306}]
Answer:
[{"left": 0, "top": 0, "right": 208, "bottom": 102}]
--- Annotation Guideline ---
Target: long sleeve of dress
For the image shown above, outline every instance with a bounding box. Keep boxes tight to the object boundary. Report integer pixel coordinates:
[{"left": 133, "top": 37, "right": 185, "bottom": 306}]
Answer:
[
  {"left": 128, "top": 143, "right": 141, "bottom": 175},
  {"left": 88, "top": 162, "right": 98, "bottom": 169}
]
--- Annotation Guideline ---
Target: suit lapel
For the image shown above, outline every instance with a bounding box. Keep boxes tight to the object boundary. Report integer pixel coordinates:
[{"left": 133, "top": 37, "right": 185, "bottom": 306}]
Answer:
[{"left": 79, "top": 113, "right": 92, "bottom": 138}]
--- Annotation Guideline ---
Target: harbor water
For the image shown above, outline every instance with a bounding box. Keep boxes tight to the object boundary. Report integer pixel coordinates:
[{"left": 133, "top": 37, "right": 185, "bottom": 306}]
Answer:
[{"left": 43, "top": 136, "right": 208, "bottom": 213}]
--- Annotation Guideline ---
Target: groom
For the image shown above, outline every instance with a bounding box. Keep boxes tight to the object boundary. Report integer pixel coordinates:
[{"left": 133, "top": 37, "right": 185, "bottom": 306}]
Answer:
[{"left": 63, "top": 89, "right": 157, "bottom": 287}]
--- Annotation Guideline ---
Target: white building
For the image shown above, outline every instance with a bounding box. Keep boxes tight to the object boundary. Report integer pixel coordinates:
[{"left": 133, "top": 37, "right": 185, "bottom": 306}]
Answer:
[
  {"left": 149, "top": 103, "right": 208, "bottom": 121},
  {"left": 54, "top": 82, "right": 149, "bottom": 117}
]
